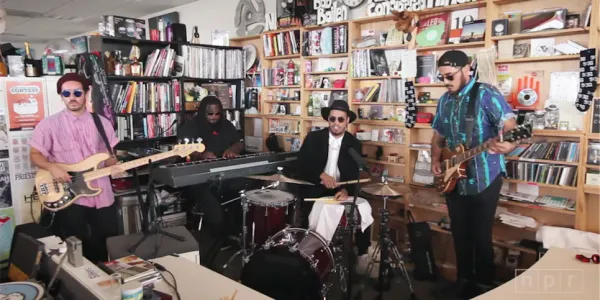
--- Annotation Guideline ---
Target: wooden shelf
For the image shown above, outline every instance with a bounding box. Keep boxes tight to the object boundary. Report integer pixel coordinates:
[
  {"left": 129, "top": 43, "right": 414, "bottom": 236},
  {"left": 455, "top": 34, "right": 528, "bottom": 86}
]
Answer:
[
  {"left": 263, "top": 115, "right": 301, "bottom": 120},
  {"left": 302, "top": 116, "right": 326, "bottom": 122},
  {"left": 351, "top": 102, "right": 438, "bottom": 107},
  {"left": 506, "top": 157, "right": 579, "bottom": 166},
  {"left": 499, "top": 200, "right": 576, "bottom": 216},
  {"left": 268, "top": 132, "right": 301, "bottom": 138},
  {"left": 352, "top": 76, "right": 403, "bottom": 80},
  {"left": 302, "top": 20, "right": 349, "bottom": 31},
  {"left": 532, "top": 129, "right": 584, "bottom": 137},
  {"left": 264, "top": 54, "right": 301, "bottom": 60},
  {"left": 306, "top": 71, "right": 348, "bottom": 75},
  {"left": 366, "top": 158, "right": 405, "bottom": 167},
  {"left": 355, "top": 119, "right": 405, "bottom": 126},
  {"left": 504, "top": 179, "right": 578, "bottom": 190},
  {"left": 244, "top": 114, "right": 264, "bottom": 118},
  {"left": 586, "top": 164, "right": 600, "bottom": 170},
  {"left": 491, "top": 28, "right": 589, "bottom": 41},
  {"left": 353, "top": 43, "right": 408, "bottom": 51},
  {"left": 584, "top": 185, "right": 599, "bottom": 195},
  {"left": 262, "top": 26, "right": 301, "bottom": 34},
  {"left": 263, "top": 85, "right": 302, "bottom": 88},
  {"left": 303, "top": 53, "right": 348, "bottom": 59},
  {"left": 416, "top": 41, "right": 485, "bottom": 52},
  {"left": 362, "top": 141, "right": 406, "bottom": 147},
  {"left": 415, "top": 83, "right": 445, "bottom": 87},
  {"left": 229, "top": 34, "right": 260, "bottom": 42},
  {"left": 264, "top": 100, "right": 301, "bottom": 104},
  {"left": 493, "top": 0, "right": 529, "bottom": 4},
  {"left": 304, "top": 88, "right": 347, "bottom": 91},
  {"left": 495, "top": 55, "right": 580, "bottom": 64}
]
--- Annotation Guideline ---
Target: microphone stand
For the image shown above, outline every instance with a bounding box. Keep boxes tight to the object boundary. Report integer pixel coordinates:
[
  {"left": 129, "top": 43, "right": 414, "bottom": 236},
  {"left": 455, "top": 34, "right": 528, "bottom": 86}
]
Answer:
[{"left": 346, "top": 165, "right": 365, "bottom": 300}]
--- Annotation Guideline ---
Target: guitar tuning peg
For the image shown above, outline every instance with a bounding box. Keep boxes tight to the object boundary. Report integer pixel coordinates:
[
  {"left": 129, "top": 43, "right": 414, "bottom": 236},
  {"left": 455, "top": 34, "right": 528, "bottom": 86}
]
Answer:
[
  {"left": 196, "top": 138, "right": 203, "bottom": 143},
  {"left": 184, "top": 138, "right": 190, "bottom": 144}
]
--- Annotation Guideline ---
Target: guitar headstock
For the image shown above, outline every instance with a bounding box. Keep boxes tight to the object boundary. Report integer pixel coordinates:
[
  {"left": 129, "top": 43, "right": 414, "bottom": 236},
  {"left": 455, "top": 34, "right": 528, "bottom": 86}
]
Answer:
[
  {"left": 173, "top": 138, "right": 205, "bottom": 157},
  {"left": 503, "top": 123, "right": 533, "bottom": 144}
]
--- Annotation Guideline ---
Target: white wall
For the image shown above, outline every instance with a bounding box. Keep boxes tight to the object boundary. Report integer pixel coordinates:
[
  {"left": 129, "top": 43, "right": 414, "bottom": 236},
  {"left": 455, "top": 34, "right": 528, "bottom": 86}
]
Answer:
[{"left": 139, "top": 0, "right": 371, "bottom": 43}]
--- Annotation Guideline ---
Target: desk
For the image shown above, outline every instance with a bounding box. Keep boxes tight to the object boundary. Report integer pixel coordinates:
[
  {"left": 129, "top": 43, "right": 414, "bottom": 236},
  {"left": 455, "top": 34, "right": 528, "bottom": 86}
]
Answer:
[
  {"left": 476, "top": 247, "right": 600, "bottom": 299},
  {"left": 38, "top": 236, "right": 271, "bottom": 300}
]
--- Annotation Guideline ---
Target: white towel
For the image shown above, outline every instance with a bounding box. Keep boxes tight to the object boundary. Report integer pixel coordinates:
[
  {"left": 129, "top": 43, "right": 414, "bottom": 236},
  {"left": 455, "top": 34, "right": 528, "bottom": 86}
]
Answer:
[
  {"left": 308, "top": 197, "right": 374, "bottom": 243},
  {"left": 536, "top": 226, "right": 600, "bottom": 254}
]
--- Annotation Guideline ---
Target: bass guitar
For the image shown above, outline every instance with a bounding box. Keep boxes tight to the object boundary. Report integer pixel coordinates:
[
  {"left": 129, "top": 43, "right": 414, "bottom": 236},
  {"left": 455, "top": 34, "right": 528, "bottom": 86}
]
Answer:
[
  {"left": 35, "top": 142, "right": 205, "bottom": 211},
  {"left": 435, "top": 124, "right": 532, "bottom": 195}
]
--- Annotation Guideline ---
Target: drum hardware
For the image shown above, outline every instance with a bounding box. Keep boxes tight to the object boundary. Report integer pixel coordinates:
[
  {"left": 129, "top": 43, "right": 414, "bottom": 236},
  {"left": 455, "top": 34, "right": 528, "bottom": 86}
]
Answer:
[
  {"left": 360, "top": 179, "right": 416, "bottom": 300},
  {"left": 246, "top": 167, "right": 315, "bottom": 185}
]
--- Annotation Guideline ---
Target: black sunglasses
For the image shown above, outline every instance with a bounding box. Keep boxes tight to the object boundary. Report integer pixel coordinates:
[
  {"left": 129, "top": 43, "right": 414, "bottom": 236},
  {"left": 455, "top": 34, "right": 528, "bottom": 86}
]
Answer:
[
  {"left": 328, "top": 116, "right": 346, "bottom": 123},
  {"left": 207, "top": 112, "right": 221, "bottom": 116},
  {"left": 61, "top": 89, "right": 84, "bottom": 98},
  {"left": 437, "top": 67, "right": 463, "bottom": 82}
]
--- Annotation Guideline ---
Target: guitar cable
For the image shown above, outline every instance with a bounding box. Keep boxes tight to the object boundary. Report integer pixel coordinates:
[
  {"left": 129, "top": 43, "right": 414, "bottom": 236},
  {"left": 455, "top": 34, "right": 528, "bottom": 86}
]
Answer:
[{"left": 151, "top": 262, "right": 181, "bottom": 300}]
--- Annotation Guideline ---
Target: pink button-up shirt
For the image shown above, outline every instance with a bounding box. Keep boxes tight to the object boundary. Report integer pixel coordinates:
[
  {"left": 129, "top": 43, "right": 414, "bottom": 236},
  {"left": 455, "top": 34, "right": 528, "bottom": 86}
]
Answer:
[{"left": 29, "top": 109, "right": 118, "bottom": 208}]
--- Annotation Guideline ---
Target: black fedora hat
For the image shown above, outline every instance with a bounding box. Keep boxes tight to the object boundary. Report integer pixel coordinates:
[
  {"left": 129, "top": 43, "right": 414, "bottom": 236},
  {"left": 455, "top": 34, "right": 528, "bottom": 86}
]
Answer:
[{"left": 321, "top": 100, "right": 357, "bottom": 123}]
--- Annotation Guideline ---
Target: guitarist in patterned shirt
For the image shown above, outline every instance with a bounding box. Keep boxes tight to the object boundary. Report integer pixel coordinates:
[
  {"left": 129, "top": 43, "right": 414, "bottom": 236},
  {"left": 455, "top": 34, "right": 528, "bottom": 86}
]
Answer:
[{"left": 429, "top": 51, "right": 517, "bottom": 299}]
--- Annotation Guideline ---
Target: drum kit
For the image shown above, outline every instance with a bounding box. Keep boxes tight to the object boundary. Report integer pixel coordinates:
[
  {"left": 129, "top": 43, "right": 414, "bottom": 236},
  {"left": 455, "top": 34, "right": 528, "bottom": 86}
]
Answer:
[{"left": 219, "top": 167, "right": 415, "bottom": 300}]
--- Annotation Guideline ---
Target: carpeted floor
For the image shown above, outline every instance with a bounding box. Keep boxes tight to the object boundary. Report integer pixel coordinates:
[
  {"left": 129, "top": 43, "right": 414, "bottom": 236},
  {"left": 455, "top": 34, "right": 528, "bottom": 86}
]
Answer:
[{"left": 190, "top": 229, "right": 463, "bottom": 300}]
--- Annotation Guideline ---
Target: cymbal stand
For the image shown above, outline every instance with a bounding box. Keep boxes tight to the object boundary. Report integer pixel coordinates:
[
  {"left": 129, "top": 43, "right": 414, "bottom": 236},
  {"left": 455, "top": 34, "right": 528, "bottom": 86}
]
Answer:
[
  {"left": 361, "top": 196, "right": 416, "bottom": 300},
  {"left": 222, "top": 181, "right": 279, "bottom": 271}
]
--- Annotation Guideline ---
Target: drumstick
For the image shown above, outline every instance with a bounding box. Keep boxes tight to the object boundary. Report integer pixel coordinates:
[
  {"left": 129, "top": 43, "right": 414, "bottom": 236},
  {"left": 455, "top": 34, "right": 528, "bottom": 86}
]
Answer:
[
  {"left": 337, "top": 178, "right": 371, "bottom": 185},
  {"left": 304, "top": 197, "right": 335, "bottom": 201}
]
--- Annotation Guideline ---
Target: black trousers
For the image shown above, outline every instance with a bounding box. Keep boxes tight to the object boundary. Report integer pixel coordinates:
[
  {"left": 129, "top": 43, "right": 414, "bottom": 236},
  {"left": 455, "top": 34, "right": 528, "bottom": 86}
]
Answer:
[
  {"left": 184, "top": 179, "right": 259, "bottom": 238},
  {"left": 446, "top": 175, "right": 503, "bottom": 285},
  {"left": 299, "top": 185, "right": 371, "bottom": 256},
  {"left": 53, "top": 202, "right": 119, "bottom": 264}
]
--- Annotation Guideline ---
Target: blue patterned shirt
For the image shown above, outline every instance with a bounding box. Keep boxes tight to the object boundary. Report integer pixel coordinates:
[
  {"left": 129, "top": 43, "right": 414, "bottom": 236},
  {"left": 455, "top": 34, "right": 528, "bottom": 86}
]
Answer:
[{"left": 432, "top": 78, "right": 516, "bottom": 196}]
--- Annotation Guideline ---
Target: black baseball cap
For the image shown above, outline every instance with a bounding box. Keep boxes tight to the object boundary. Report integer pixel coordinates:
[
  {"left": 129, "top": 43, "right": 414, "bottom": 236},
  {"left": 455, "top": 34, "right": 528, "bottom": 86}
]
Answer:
[{"left": 438, "top": 50, "right": 469, "bottom": 68}]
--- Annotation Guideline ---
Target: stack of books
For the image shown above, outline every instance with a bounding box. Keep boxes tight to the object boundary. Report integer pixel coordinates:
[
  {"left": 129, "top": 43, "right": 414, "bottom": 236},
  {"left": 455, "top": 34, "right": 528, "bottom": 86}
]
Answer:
[{"left": 98, "top": 255, "right": 160, "bottom": 286}]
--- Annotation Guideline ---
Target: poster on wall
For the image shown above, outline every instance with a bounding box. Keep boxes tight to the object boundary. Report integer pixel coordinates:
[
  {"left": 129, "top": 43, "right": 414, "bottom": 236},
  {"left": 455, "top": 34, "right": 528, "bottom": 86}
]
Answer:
[
  {"left": 0, "top": 207, "right": 15, "bottom": 269},
  {"left": 0, "top": 160, "right": 11, "bottom": 209},
  {"left": 5, "top": 80, "right": 46, "bottom": 131},
  {"left": 0, "top": 114, "right": 8, "bottom": 159},
  {"left": 8, "top": 130, "right": 37, "bottom": 225}
]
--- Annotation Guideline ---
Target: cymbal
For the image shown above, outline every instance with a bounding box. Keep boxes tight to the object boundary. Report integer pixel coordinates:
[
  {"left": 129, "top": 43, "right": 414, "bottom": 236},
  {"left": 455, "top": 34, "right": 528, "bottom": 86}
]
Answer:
[
  {"left": 361, "top": 182, "right": 409, "bottom": 197},
  {"left": 246, "top": 174, "right": 314, "bottom": 185}
]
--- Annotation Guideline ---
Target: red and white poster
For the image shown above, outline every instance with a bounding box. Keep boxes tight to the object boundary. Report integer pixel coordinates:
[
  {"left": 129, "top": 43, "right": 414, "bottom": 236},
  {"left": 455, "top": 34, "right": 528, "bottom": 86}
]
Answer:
[{"left": 6, "top": 80, "right": 46, "bottom": 131}]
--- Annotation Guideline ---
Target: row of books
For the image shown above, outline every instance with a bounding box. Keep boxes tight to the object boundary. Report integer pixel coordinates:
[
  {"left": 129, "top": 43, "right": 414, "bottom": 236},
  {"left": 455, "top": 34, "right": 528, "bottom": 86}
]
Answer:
[
  {"left": 111, "top": 81, "right": 181, "bottom": 114},
  {"left": 508, "top": 142, "right": 580, "bottom": 163},
  {"left": 181, "top": 45, "right": 244, "bottom": 79},
  {"left": 144, "top": 46, "right": 177, "bottom": 77},
  {"left": 261, "top": 67, "right": 299, "bottom": 87},
  {"left": 116, "top": 114, "right": 177, "bottom": 141},
  {"left": 500, "top": 190, "right": 575, "bottom": 210},
  {"left": 262, "top": 30, "right": 301, "bottom": 57},
  {"left": 505, "top": 161, "right": 578, "bottom": 187},
  {"left": 302, "top": 25, "right": 348, "bottom": 56}
]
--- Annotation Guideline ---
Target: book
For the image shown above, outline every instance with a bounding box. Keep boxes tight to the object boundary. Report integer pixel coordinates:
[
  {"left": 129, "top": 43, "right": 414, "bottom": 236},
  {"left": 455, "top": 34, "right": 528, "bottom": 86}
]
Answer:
[{"left": 99, "top": 255, "right": 158, "bottom": 283}]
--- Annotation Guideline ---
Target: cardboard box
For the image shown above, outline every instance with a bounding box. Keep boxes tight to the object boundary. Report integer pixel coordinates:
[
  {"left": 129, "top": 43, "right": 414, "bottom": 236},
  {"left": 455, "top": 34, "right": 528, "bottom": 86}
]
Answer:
[{"left": 103, "top": 15, "right": 146, "bottom": 40}]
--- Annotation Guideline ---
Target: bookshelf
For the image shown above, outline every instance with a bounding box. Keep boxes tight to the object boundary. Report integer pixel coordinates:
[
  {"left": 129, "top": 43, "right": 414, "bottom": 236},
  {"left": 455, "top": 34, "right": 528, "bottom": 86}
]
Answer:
[
  {"left": 232, "top": 0, "right": 600, "bottom": 280},
  {"left": 88, "top": 36, "right": 246, "bottom": 148}
]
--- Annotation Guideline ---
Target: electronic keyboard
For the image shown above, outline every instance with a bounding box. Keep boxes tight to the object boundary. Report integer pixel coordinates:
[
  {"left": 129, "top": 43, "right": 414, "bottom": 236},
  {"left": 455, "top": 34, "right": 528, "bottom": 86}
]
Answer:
[{"left": 152, "top": 152, "right": 298, "bottom": 187}]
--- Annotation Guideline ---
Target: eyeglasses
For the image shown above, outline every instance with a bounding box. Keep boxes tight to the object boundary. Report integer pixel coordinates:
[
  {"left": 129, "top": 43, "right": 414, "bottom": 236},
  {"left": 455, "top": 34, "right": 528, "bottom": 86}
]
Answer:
[
  {"left": 61, "top": 89, "right": 84, "bottom": 98},
  {"left": 576, "top": 254, "right": 599, "bottom": 264},
  {"left": 437, "top": 67, "right": 463, "bottom": 82},
  {"left": 207, "top": 112, "right": 221, "bottom": 116},
  {"left": 328, "top": 116, "right": 346, "bottom": 123}
]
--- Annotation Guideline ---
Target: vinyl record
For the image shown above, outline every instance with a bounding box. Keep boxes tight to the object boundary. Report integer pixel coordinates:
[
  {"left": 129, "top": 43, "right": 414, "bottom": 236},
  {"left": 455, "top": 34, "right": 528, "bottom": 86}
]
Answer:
[
  {"left": 517, "top": 88, "right": 538, "bottom": 107},
  {"left": 243, "top": 44, "right": 257, "bottom": 71}
]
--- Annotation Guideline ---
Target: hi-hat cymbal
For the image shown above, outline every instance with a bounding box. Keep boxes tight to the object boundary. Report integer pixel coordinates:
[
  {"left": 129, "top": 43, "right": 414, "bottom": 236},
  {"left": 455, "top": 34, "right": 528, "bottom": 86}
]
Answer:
[
  {"left": 246, "top": 174, "right": 314, "bottom": 185},
  {"left": 361, "top": 182, "right": 409, "bottom": 197}
]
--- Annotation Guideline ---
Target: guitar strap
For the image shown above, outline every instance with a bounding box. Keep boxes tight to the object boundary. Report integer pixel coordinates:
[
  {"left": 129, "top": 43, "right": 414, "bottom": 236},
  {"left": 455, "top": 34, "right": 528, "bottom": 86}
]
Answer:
[
  {"left": 464, "top": 82, "right": 480, "bottom": 149},
  {"left": 92, "top": 112, "right": 114, "bottom": 156}
]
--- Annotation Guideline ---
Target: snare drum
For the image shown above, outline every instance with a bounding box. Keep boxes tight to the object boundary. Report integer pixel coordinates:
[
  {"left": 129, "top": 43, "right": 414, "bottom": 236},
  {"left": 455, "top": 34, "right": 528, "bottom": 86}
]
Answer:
[
  {"left": 241, "top": 228, "right": 334, "bottom": 299},
  {"left": 246, "top": 189, "right": 295, "bottom": 247}
]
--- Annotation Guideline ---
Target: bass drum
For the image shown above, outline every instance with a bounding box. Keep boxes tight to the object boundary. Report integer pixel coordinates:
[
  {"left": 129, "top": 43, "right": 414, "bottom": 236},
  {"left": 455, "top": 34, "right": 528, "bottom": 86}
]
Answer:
[{"left": 241, "top": 228, "right": 334, "bottom": 300}]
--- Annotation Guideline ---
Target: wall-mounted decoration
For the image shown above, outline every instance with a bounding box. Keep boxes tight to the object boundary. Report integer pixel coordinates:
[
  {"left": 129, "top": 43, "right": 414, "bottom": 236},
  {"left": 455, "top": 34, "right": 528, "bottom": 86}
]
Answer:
[
  {"left": 235, "top": 0, "right": 266, "bottom": 36},
  {"left": 315, "top": 0, "right": 349, "bottom": 25},
  {"left": 367, "top": 0, "right": 478, "bottom": 17}
]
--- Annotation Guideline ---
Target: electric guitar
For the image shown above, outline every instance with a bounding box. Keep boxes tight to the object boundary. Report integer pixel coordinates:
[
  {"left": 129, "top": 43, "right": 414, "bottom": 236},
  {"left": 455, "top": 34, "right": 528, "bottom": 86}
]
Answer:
[
  {"left": 35, "top": 142, "right": 205, "bottom": 211},
  {"left": 435, "top": 124, "right": 532, "bottom": 195}
]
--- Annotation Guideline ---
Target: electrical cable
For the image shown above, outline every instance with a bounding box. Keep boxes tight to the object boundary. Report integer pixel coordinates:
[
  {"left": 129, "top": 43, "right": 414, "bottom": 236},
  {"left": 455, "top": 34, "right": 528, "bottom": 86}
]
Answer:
[
  {"left": 44, "top": 250, "right": 68, "bottom": 299},
  {"left": 151, "top": 262, "right": 181, "bottom": 300}
]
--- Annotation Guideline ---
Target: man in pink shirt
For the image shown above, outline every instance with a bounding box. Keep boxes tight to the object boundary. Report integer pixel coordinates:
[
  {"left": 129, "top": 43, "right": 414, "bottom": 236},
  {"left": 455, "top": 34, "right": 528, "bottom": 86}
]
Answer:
[{"left": 29, "top": 73, "right": 119, "bottom": 263}]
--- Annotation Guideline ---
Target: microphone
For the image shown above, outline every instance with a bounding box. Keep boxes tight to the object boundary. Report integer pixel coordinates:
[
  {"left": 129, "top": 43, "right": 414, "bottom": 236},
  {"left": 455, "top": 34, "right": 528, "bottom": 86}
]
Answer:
[{"left": 348, "top": 148, "right": 371, "bottom": 176}]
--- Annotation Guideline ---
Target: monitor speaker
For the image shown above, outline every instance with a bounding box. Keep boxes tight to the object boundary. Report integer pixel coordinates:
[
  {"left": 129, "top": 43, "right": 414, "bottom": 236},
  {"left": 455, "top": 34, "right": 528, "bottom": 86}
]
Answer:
[{"left": 172, "top": 23, "right": 187, "bottom": 42}]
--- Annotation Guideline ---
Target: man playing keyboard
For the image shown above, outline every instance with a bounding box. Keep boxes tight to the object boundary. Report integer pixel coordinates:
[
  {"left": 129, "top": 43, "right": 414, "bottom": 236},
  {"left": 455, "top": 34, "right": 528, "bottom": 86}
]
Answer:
[
  {"left": 178, "top": 96, "right": 248, "bottom": 252},
  {"left": 295, "top": 100, "right": 371, "bottom": 268}
]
